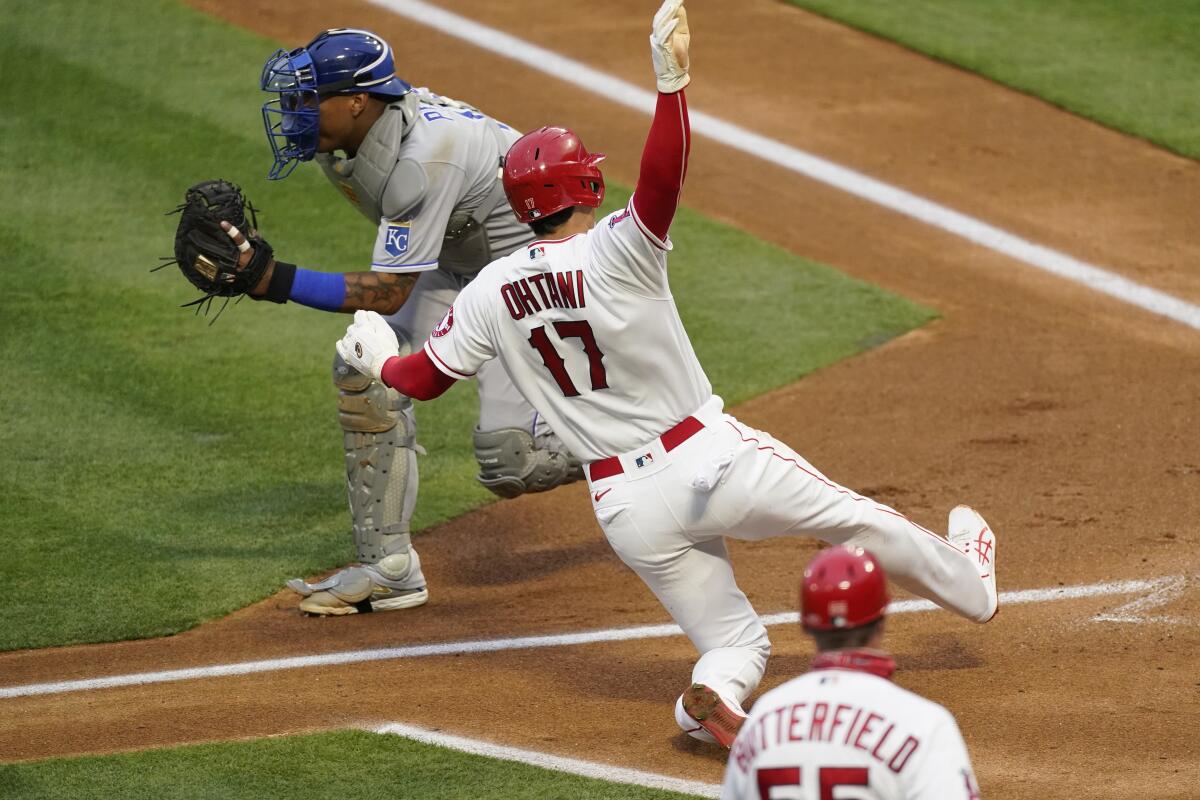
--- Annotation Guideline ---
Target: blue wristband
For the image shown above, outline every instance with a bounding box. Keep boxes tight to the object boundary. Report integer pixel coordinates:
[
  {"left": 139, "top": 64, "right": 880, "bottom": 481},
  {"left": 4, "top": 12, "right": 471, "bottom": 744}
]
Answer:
[{"left": 289, "top": 268, "right": 346, "bottom": 312}]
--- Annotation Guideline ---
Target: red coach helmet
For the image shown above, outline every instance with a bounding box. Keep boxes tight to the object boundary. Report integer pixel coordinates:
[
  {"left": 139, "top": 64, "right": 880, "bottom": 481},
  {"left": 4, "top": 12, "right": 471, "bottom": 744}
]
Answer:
[
  {"left": 503, "top": 126, "right": 605, "bottom": 224},
  {"left": 801, "top": 546, "right": 890, "bottom": 631}
]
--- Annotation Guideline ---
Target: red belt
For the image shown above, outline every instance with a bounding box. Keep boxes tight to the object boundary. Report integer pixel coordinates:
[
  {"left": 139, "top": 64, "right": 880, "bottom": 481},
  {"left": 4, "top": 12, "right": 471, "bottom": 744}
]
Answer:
[{"left": 587, "top": 416, "right": 705, "bottom": 482}]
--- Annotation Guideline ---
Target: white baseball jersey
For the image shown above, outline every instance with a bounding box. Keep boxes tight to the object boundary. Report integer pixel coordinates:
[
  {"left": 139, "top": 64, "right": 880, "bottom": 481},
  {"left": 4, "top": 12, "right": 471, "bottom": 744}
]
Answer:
[
  {"left": 405, "top": 85, "right": 994, "bottom": 758},
  {"left": 398, "top": 86, "right": 988, "bottom": 758},
  {"left": 423, "top": 202, "right": 712, "bottom": 462},
  {"left": 721, "top": 666, "right": 981, "bottom": 800}
]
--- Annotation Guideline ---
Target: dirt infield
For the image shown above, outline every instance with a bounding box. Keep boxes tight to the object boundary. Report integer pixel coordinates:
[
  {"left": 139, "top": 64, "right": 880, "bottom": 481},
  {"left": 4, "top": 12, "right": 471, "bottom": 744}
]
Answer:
[{"left": 3, "top": 2, "right": 1197, "bottom": 797}]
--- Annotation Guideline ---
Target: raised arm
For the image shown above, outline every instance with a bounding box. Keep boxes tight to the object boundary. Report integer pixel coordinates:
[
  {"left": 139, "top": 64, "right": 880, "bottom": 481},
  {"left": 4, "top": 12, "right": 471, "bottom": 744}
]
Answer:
[{"left": 631, "top": 0, "right": 692, "bottom": 242}]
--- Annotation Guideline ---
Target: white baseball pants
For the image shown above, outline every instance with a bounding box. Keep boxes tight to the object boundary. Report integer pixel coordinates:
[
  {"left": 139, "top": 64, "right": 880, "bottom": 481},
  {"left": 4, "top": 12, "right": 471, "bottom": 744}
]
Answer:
[{"left": 585, "top": 396, "right": 991, "bottom": 735}]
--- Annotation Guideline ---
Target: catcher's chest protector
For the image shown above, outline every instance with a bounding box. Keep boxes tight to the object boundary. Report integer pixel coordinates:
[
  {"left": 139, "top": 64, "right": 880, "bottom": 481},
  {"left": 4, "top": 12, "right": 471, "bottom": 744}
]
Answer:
[
  {"left": 317, "top": 107, "right": 406, "bottom": 225},
  {"left": 317, "top": 100, "right": 519, "bottom": 276}
]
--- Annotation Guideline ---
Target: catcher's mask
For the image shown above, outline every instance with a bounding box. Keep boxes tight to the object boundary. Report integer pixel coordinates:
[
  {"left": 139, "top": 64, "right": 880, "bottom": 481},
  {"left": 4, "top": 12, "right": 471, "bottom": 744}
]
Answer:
[
  {"left": 260, "top": 28, "right": 411, "bottom": 180},
  {"left": 502, "top": 126, "right": 606, "bottom": 224},
  {"left": 800, "top": 545, "right": 890, "bottom": 631}
]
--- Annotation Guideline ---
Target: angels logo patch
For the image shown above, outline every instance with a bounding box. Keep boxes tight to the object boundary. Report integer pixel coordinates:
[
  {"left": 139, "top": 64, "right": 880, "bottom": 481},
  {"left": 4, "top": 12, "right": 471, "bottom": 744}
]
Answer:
[
  {"left": 432, "top": 306, "right": 454, "bottom": 338},
  {"left": 384, "top": 221, "right": 411, "bottom": 257}
]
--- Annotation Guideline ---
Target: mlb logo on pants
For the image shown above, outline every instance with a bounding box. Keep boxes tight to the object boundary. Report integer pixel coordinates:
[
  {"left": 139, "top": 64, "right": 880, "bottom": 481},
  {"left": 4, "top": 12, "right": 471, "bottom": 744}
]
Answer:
[
  {"left": 635, "top": 453, "right": 654, "bottom": 469},
  {"left": 385, "top": 221, "right": 411, "bottom": 257}
]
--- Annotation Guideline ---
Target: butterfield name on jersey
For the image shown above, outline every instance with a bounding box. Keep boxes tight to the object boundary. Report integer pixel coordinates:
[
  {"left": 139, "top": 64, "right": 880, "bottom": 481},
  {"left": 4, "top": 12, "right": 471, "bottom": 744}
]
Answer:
[{"left": 730, "top": 698, "right": 922, "bottom": 776}]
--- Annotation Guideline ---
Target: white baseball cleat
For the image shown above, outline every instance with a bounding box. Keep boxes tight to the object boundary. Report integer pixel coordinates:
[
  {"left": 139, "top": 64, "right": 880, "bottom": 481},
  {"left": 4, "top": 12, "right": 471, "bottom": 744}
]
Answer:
[
  {"left": 286, "top": 549, "right": 429, "bottom": 616},
  {"left": 948, "top": 505, "right": 998, "bottom": 623},
  {"left": 679, "top": 683, "right": 747, "bottom": 748}
]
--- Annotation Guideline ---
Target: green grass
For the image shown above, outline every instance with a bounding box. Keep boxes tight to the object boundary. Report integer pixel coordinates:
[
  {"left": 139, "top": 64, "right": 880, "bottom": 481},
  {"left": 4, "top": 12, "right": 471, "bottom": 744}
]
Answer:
[
  {"left": 0, "top": 0, "right": 932, "bottom": 651},
  {"left": 0, "top": 730, "right": 700, "bottom": 800},
  {"left": 787, "top": 0, "right": 1200, "bottom": 160}
]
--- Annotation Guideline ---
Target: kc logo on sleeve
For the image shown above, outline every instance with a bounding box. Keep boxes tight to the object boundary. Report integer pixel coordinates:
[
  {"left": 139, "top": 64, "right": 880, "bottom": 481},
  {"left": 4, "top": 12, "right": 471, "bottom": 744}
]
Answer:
[{"left": 384, "top": 221, "right": 412, "bottom": 257}]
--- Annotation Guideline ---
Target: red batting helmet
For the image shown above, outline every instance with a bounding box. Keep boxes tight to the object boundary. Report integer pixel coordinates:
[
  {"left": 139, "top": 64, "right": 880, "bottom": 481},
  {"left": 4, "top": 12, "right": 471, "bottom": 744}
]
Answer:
[
  {"left": 503, "top": 126, "right": 605, "bottom": 224},
  {"left": 801, "top": 546, "right": 890, "bottom": 631}
]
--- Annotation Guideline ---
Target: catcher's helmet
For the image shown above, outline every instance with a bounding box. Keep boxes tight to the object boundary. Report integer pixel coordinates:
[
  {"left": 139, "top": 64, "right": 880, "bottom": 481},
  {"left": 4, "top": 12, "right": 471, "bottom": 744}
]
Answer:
[
  {"left": 260, "top": 28, "right": 412, "bottom": 180},
  {"left": 503, "top": 126, "right": 606, "bottom": 224},
  {"left": 800, "top": 546, "right": 890, "bottom": 631}
]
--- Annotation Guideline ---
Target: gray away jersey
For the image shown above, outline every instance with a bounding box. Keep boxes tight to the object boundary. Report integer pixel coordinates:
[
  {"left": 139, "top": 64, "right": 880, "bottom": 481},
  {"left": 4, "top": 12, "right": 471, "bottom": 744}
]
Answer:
[{"left": 316, "top": 90, "right": 532, "bottom": 275}]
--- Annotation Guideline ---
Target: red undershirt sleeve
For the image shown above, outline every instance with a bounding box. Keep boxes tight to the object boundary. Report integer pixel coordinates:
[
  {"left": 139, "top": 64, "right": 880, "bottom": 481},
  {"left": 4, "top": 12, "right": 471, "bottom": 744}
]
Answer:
[
  {"left": 379, "top": 350, "right": 457, "bottom": 401},
  {"left": 631, "top": 89, "right": 690, "bottom": 242}
]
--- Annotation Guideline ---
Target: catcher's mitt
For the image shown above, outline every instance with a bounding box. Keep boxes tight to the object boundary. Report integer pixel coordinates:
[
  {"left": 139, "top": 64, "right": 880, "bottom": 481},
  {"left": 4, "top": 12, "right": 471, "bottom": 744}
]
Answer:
[{"left": 159, "top": 179, "right": 273, "bottom": 318}]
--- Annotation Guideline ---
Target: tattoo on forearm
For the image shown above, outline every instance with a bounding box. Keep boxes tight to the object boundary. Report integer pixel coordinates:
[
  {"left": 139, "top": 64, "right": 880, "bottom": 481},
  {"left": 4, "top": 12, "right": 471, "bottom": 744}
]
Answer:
[{"left": 342, "top": 272, "right": 417, "bottom": 314}]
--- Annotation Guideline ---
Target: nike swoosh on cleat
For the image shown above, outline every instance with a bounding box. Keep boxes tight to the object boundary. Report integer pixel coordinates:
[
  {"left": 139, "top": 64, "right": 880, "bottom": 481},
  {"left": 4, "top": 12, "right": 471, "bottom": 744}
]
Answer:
[{"left": 593, "top": 488, "right": 613, "bottom": 502}]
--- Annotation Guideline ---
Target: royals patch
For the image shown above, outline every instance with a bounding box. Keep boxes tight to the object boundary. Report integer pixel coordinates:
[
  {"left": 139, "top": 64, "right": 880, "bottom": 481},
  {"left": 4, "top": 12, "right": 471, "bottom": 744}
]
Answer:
[{"left": 384, "top": 221, "right": 411, "bottom": 257}]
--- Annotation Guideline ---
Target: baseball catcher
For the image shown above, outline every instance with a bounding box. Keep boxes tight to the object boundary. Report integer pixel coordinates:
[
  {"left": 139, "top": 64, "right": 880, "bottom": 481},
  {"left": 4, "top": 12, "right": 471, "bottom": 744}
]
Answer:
[{"left": 164, "top": 28, "right": 585, "bottom": 617}]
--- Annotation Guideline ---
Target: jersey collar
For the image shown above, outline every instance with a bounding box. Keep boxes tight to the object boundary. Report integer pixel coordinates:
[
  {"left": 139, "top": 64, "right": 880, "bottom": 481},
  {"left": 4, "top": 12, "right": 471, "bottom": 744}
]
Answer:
[
  {"left": 529, "top": 232, "right": 584, "bottom": 246},
  {"left": 810, "top": 648, "right": 896, "bottom": 680}
]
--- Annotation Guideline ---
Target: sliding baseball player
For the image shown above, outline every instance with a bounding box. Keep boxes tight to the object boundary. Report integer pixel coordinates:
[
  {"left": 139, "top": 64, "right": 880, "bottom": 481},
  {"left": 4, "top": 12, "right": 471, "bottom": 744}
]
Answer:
[{"left": 323, "top": 0, "right": 999, "bottom": 744}]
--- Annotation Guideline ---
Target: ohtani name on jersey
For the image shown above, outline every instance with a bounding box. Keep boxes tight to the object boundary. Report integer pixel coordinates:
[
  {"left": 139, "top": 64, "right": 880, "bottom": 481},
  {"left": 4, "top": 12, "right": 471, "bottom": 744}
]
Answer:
[
  {"left": 500, "top": 270, "right": 586, "bottom": 320},
  {"left": 731, "top": 701, "right": 921, "bottom": 775}
]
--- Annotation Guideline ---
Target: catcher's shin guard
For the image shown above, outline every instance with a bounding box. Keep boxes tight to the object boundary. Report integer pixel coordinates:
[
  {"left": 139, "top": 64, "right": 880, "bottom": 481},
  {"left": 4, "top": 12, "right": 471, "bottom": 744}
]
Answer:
[
  {"left": 472, "top": 427, "right": 583, "bottom": 499},
  {"left": 286, "top": 354, "right": 428, "bottom": 615},
  {"left": 333, "top": 354, "right": 420, "bottom": 564}
]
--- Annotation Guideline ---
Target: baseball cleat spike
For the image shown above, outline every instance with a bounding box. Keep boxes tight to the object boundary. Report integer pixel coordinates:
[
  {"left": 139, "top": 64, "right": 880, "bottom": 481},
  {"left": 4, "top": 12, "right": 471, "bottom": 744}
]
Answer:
[{"left": 681, "top": 683, "right": 746, "bottom": 748}]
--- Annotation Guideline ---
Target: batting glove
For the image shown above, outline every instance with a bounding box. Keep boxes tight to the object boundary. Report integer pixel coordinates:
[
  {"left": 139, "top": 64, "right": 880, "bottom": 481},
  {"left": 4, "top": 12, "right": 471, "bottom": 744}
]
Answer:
[
  {"left": 336, "top": 310, "right": 400, "bottom": 384},
  {"left": 651, "top": 0, "right": 691, "bottom": 93}
]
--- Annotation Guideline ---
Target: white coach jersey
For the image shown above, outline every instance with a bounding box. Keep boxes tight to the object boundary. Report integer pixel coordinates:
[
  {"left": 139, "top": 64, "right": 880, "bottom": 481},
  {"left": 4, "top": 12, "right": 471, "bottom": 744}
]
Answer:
[
  {"left": 721, "top": 667, "right": 982, "bottom": 800},
  {"left": 424, "top": 202, "right": 713, "bottom": 462}
]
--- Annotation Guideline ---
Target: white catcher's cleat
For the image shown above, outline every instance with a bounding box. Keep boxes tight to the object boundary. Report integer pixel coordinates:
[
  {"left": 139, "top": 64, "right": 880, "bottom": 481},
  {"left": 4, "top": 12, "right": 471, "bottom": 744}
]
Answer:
[
  {"left": 948, "top": 505, "right": 998, "bottom": 623},
  {"left": 286, "top": 548, "right": 429, "bottom": 616}
]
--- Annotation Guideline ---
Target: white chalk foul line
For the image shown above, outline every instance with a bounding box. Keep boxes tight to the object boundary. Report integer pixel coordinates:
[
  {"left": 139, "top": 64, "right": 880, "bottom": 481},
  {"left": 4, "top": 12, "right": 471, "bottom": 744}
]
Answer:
[
  {"left": 367, "top": 0, "right": 1200, "bottom": 332},
  {"left": 0, "top": 576, "right": 1175, "bottom": 700},
  {"left": 374, "top": 722, "right": 721, "bottom": 798},
  {"left": 1092, "top": 574, "right": 1194, "bottom": 626}
]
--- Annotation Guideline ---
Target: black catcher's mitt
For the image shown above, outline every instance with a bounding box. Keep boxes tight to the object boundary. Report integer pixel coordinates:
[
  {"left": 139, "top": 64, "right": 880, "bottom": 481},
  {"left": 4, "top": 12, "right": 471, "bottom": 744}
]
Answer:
[{"left": 161, "top": 179, "right": 273, "bottom": 317}]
